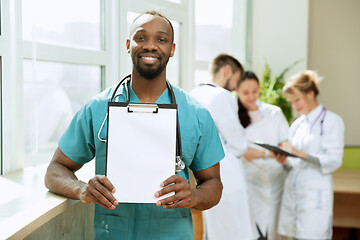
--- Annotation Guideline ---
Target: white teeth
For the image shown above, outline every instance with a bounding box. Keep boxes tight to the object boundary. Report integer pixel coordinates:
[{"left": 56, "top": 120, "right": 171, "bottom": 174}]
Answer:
[{"left": 143, "top": 57, "right": 156, "bottom": 60}]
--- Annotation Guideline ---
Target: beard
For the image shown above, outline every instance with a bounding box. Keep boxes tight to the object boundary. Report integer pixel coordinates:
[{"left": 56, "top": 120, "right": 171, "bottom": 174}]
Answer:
[
  {"left": 223, "top": 76, "right": 232, "bottom": 91},
  {"left": 132, "top": 51, "right": 171, "bottom": 79}
]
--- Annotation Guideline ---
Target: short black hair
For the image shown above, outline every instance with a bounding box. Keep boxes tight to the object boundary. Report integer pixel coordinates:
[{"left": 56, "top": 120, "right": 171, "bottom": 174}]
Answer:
[{"left": 131, "top": 10, "right": 174, "bottom": 43}]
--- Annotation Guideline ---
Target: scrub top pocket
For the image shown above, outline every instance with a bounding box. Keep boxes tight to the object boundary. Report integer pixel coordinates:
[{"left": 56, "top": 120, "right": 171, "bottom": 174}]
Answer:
[
  {"left": 159, "top": 215, "right": 193, "bottom": 240},
  {"left": 94, "top": 214, "right": 129, "bottom": 240}
]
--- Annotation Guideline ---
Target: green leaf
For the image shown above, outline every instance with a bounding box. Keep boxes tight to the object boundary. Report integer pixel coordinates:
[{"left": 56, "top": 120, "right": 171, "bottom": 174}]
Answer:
[{"left": 259, "top": 59, "right": 302, "bottom": 123}]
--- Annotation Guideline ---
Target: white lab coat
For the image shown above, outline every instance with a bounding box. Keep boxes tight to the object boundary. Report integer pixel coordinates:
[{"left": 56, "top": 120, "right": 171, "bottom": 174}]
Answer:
[
  {"left": 243, "top": 101, "right": 289, "bottom": 240},
  {"left": 278, "top": 105, "right": 345, "bottom": 239},
  {"left": 190, "top": 84, "right": 257, "bottom": 240}
]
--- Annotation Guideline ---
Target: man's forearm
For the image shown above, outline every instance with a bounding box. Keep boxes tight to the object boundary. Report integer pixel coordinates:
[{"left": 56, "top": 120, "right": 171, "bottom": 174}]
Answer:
[
  {"left": 191, "top": 177, "right": 223, "bottom": 211},
  {"left": 45, "top": 161, "right": 85, "bottom": 200}
]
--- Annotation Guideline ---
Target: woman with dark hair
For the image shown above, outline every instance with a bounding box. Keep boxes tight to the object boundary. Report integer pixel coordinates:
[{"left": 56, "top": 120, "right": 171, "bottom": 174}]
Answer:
[
  {"left": 276, "top": 70, "right": 345, "bottom": 240},
  {"left": 236, "top": 70, "right": 289, "bottom": 240}
]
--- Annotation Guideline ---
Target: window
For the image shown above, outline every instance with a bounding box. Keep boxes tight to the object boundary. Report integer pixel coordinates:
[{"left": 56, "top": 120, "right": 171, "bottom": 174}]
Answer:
[
  {"left": 0, "top": 57, "right": 2, "bottom": 175},
  {"left": 23, "top": 61, "right": 101, "bottom": 166},
  {"left": 195, "top": 0, "right": 233, "bottom": 62},
  {"left": 20, "top": 0, "right": 105, "bottom": 168},
  {"left": 1, "top": 0, "right": 118, "bottom": 174},
  {"left": 0, "top": 0, "right": 6, "bottom": 175},
  {"left": 167, "top": 0, "right": 182, "bottom": 4},
  {"left": 22, "top": 0, "right": 102, "bottom": 50},
  {"left": 1, "top": 0, "right": 250, "bottom": 174},
  {"left": 194, "top": 0, "right": 251, "bottom": 85},
  {"left": 0, "top": 0, "right": 2, "bottom": 35}
]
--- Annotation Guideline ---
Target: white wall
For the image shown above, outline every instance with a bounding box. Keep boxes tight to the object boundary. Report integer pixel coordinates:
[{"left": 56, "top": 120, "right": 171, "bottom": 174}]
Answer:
[
  {"left": 251, "top": 0, "right": 309, "bottom": 79},
  {"left": 251, "top": 0, "right": 359, "bottom": 146},
  {"left": 308, "top": 0, "right": 360, "bottom": 146}
]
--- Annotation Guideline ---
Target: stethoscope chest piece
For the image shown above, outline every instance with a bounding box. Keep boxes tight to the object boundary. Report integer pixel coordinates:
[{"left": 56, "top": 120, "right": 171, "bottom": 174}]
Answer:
[{"left": 175, "top": 156, "right": 185, "bottom": 172}]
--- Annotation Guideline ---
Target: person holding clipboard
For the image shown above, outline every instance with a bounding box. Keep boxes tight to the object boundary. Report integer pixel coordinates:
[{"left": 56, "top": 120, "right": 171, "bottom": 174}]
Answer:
[
  {"left": 235, "top": 71, "right": 289, "bottom": 240},
  {"left": 45, "top": 11, "right": 225, "bottom": 240},
  {"left": 275, "top": 70, "right": 345, "bottom": 240}
]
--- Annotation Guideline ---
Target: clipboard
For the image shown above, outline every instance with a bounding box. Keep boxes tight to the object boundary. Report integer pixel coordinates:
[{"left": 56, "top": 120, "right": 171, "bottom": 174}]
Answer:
[
  {"left": 253, "top": 142, "right": 303, "bottom": 159},
  {"left": 105, "top": 102, "right": 177, "bottom": 203}
]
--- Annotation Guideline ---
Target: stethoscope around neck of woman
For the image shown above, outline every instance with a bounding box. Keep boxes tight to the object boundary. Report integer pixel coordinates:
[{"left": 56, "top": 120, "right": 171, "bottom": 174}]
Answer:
[
  {"left": 292, "top": 106, "right": 327, "bottom": 138},
  {"left": 97, "top": 74, "right": 185, "bottom": 172}
]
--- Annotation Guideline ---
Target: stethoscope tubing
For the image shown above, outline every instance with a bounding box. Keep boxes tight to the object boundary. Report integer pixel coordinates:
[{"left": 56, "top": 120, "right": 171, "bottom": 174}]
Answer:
[
  {"left": 98, "top": 74, "right": 184, "bottom": 171},
  {"left": 292, "top": 106, "right": 327, "bottom": 138}
]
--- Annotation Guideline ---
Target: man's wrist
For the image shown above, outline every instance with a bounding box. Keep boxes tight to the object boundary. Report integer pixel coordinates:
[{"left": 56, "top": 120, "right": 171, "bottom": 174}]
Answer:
[
  {"left": 190, "top": 188, "right": 200, "bottom": 209},
  {"left": 76, "top": 180, "right": 87, "bottom": 201}
]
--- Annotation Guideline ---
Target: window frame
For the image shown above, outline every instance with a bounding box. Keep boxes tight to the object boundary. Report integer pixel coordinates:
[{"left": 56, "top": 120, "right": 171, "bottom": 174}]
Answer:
[
  {"left": 0, "top": 0, "right": 24, "bottom": 175},
  {"left": 193, "top": 0, "right": 252, "bottom": 83},
  {"left": 1, "top": 0, "right": 120, "bottom": 174},
  {"left": 0, "top": 0, "right": 2, "bottom": 174},
  {"left": 1, "top": 0, "right": 251, "bottom": 174}
]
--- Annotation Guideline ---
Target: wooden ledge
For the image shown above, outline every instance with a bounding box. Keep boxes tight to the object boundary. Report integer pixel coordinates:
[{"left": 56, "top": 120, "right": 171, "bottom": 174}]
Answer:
[
  {"left": 333, "top": 169, "right": 360, "bottom": 194},
  {"left": 0, "top": 162, "right": 94, "bottom": 239}
]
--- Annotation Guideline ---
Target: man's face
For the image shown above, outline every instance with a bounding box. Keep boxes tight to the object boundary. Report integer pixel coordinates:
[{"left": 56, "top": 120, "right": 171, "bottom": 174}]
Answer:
[
  {"left": 224, "top": 70, "right": 241, "bottom": 92},
  {"left": 126, "top": 14, "right": 175, "bottom": 79}
]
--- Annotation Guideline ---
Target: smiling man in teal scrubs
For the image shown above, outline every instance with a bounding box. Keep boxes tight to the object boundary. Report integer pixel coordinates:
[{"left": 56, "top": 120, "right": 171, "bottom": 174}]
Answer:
[{"left": 45, "top": 11, "right": 225, "bottom": 240}]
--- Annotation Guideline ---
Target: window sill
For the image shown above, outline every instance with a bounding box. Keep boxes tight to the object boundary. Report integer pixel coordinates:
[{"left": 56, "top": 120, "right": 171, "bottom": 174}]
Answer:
[{"left": 0, "top": 161, "right": 94, "bottom": 239}]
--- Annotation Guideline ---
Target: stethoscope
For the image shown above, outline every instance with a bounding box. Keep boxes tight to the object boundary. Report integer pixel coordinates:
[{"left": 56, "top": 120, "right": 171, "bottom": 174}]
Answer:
[
  {"left": 292, "top": 106, "right": 327, "bottom": 138},
  {"left": 98, "top": 74, "right": 185, "bottom": 172},
  {"left": 199, "top": 83, "right": 217, "bottom": 88}
]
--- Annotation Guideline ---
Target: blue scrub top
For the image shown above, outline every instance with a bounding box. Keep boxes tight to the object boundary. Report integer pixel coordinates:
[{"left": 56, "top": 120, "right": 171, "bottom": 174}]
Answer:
[{"left": 58, "top": 80, "right": 225, "bottom": 240}]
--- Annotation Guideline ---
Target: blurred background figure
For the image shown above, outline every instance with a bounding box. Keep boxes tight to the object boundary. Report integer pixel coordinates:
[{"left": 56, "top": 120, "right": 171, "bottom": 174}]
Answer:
[
  {"left": 24, "top": 81, "right": 73, "bottom": 147},
  {"left": 191, "top": 54, "right": 257, "bottom": 240},
  {"left": 235, "top": 70, "right": 289, "bottom": 240},
  {"left": 275, "top": 70, "right": 345, "bottom": 240}
]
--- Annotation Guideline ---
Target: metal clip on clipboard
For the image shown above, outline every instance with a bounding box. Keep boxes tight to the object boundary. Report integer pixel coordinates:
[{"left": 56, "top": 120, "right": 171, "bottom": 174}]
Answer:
[{"left": 127, "top": 103, "right": 159, "bottom": 114}]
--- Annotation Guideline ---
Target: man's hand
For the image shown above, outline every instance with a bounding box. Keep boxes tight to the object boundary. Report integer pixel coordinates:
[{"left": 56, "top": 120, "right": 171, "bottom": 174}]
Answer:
[
  {"left": 79, "top": 175, "right": 119, "bottom": 210},
  {"left": 45, "top": 148, "right": 119, "bottom": 210},
  {"left": 154, "top": 175, "right": 197, "bottom": 209},
  {"left": 153, "top": 163, "right": 221, "bottom": 211}
]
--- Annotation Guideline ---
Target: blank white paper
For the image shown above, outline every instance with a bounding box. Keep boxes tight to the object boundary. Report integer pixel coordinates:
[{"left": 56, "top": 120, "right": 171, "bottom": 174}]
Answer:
[{"left": 106, "top": 104, "right": 177, "bottom": 203}]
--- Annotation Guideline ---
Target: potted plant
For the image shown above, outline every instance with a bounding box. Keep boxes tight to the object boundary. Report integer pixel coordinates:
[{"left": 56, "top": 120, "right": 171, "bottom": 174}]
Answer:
[{"left": 259, "top": 60, "right": 302, "bottom": 123}]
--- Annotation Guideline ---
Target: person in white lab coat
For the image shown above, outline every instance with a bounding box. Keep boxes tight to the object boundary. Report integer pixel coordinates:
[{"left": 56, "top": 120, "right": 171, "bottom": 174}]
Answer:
[
  {"left": 190, "top": 54, "right": 257, "bottom": 240},
  {"left": 275, "top": 70, "right": 345, "bottom": 240},
  {"left": 235, "top": 71, "right": 289, "bottom": 240}
]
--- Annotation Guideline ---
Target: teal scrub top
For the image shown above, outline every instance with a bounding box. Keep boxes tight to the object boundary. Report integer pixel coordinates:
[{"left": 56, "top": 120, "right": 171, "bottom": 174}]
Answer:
[{"left": 58, "top": 80, "right": 225, "bottom": 240}]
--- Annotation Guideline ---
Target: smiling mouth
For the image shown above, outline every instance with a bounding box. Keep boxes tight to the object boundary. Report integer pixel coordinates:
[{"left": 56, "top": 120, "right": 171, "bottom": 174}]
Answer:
[{"left": 141, "top": 56, "right": 159, "bottom": 64}]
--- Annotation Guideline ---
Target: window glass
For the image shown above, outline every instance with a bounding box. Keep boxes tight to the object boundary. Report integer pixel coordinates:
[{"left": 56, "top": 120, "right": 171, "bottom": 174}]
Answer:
[
  {"left": 23, "top": 60, "right": 101, "bottom": 166},
  {"left": 22, "top": 0, "right": 102, "bottom": 50},
  {"left": 166, "top": 21, "right": 180, "bottom": 86},
  {"left": 195, "top": 0, "right": 233, "bottom": 61},
  {"left": 0, "top": 57, "right": 2, "bottom": 174},
  {"left": 0, "top": 1, "right": 2, "bottom": 36},
  {"left": 125, "top": 12, "right": 181, "bottom": 86},
  {"left": 166, "top": 0, "right": 182, "bottom": 4}
]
